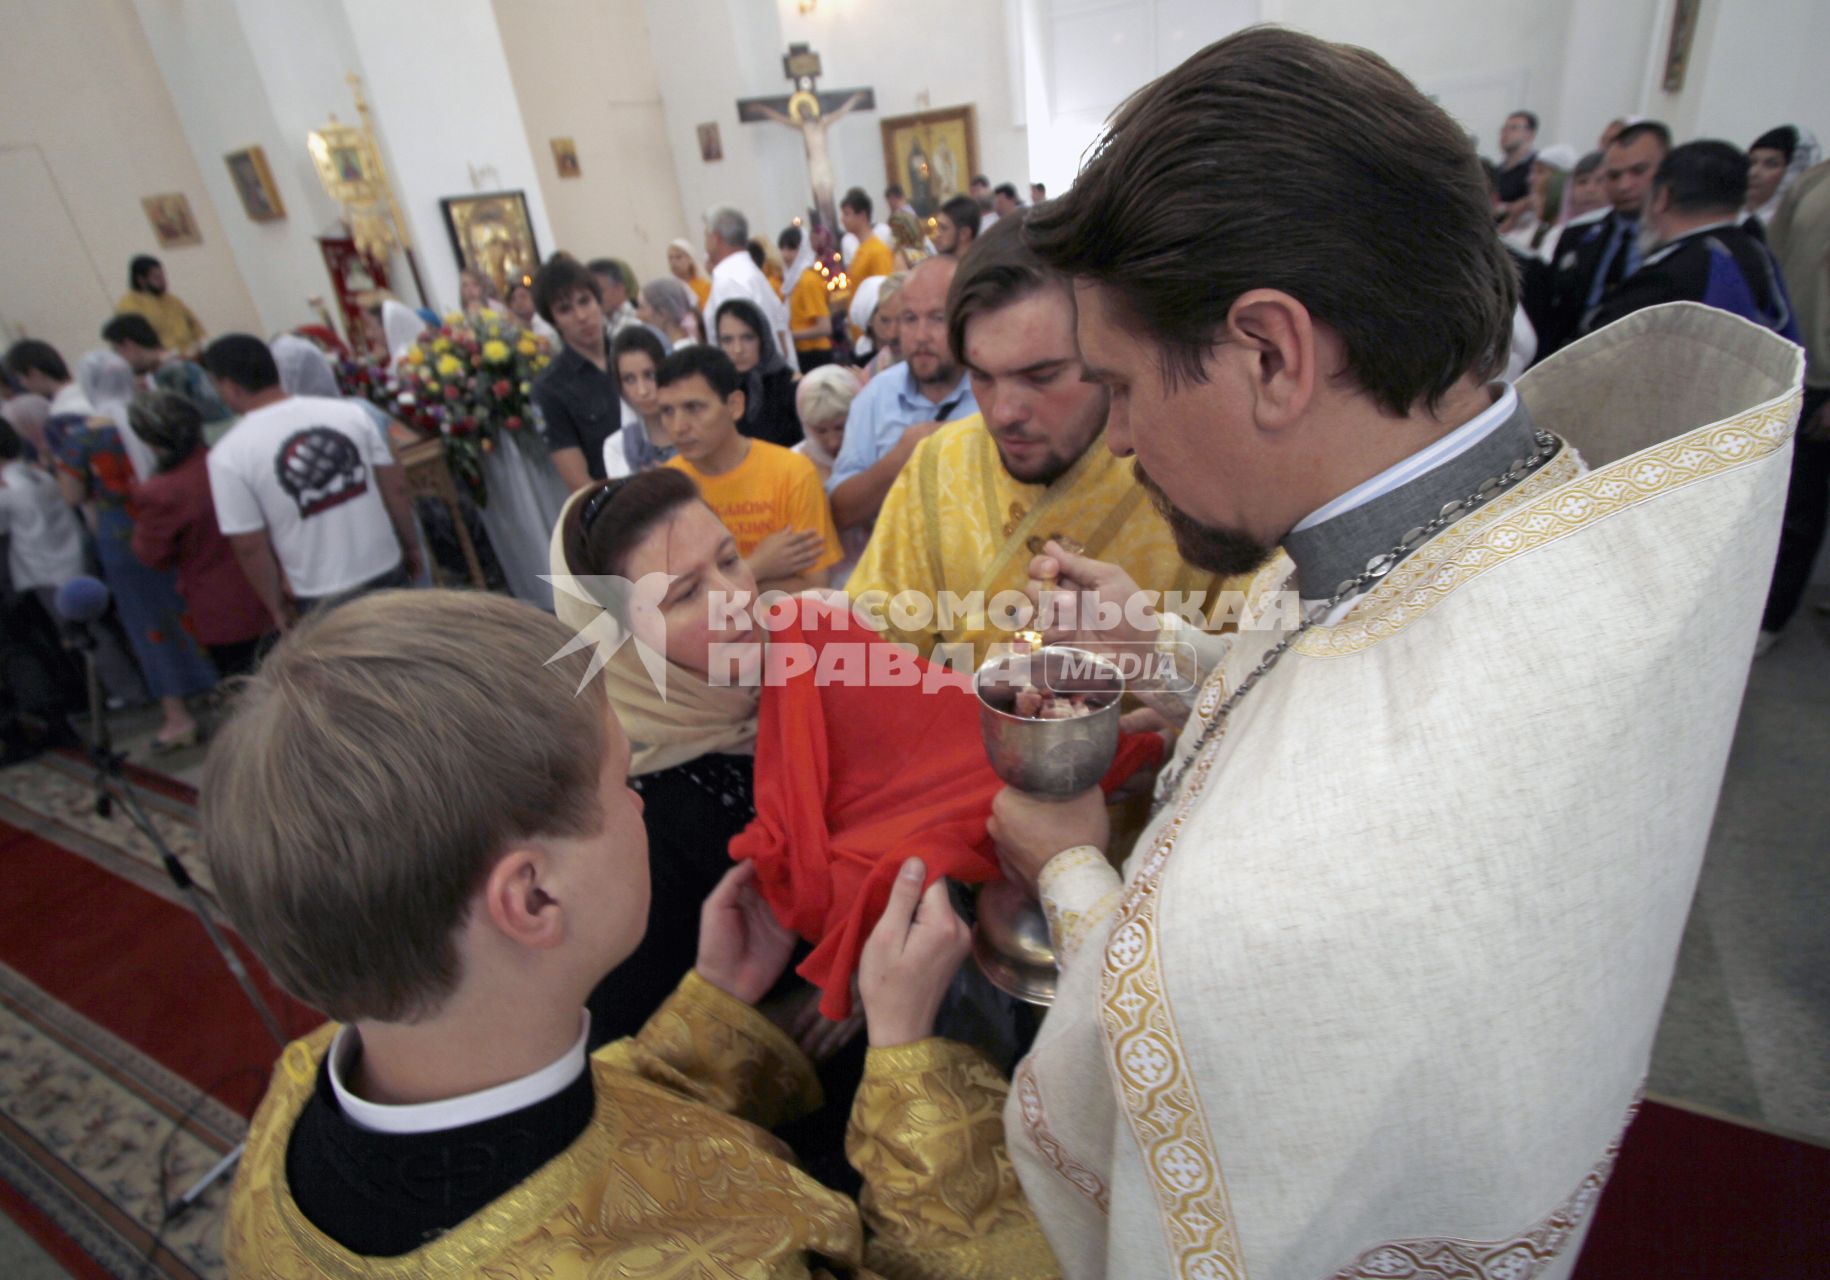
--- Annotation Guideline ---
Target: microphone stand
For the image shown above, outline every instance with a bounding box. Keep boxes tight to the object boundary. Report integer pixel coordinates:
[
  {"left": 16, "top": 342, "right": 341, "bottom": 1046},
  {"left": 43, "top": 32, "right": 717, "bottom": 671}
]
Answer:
[{"left": 64, "top": 621, "right": 287, "bottom": 1221}]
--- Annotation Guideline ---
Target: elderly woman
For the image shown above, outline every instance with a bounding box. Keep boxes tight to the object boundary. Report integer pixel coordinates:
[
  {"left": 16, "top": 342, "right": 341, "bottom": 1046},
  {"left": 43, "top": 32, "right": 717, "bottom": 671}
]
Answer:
[
  {"left": 127, "top": 392, "right": 272, "bottom": 678},
  {"left": 794, "top": 364, "right": 870, "bottom": 586},
  {"left": 715, "top": 297, "right": 801, "bottom": 447},
  {"left": 637, "top": 276, "right": 702, "bottom": 349}
]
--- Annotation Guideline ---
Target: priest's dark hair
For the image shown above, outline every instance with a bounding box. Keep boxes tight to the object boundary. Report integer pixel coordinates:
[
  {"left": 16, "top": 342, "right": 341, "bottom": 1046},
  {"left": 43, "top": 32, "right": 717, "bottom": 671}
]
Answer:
[
  {"left": 657, "top": 342, "right": 741, "bottom": 400},
  {"left": 101, "top": 313, "right": 162, "bottom": 350},
  {"left": 532, "top": 255, "right": 602, "bottom": 326},
  {"left": 940, "top": 194, "right": 981, "bottom": 237},
  {"left": 1654, "top": 140, "right": 1749, "bottom": 216},
  {"left": 201, "top": 334, "right": 279, "bottom": 393},
  {"left": 562, "top": 468, "right": 701, "bottom": 581},
  {"left": 1025, "top": 26, "right": 1516, "bottom": 416},
  {"left": 2, "top": 339, "right": 69, "bottom": 385},
  {"left": 129, "top": 254, "right": 161, "bottom": 291},
  {"left": 946, "top": 209, "right": 1053, "bottom": 365}
]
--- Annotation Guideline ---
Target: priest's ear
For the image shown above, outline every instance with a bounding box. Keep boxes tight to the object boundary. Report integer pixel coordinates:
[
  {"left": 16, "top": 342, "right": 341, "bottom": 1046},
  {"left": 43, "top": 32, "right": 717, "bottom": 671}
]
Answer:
[
  {"left": 1222, "top": 289, "right": 1317, "bottom": 433},
  {"left": 479, "top": 847, "right": 566, "bottom": 951}
]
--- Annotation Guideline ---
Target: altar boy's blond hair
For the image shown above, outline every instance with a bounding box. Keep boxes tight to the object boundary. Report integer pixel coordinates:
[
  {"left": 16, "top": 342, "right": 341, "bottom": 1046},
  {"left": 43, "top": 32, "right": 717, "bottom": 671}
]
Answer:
[{"left": 201, "top": 590, "right": 609, "bottom": 1024}]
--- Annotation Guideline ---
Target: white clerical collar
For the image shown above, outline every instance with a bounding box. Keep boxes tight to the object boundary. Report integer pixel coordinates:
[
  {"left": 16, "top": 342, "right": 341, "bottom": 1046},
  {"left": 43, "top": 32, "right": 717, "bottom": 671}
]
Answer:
[
  {"left": 328, "top": 1010, "right": 590, "bottom": 1135},
  {"left": 1291, "top": 384, "right": 1519, "bottom": 536}
]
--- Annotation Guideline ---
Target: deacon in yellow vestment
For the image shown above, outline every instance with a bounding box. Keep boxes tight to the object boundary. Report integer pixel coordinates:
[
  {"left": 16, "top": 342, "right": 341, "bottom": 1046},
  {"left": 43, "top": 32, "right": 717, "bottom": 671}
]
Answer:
[
  {"left": 847, "top": 414, "right": 1234, "bottom": 667},
  {"left": 115, "top": 289, "right": 207, "bottom": 357},
  {"left": 226, "top": 971, "right": 1056, "bottom": 1279}
]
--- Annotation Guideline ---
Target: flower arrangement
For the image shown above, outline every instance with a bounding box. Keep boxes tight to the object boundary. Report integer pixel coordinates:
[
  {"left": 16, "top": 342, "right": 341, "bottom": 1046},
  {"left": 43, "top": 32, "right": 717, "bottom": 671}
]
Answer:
[{"left": 388, "top": 311, "right": 552, "bottom": 505}]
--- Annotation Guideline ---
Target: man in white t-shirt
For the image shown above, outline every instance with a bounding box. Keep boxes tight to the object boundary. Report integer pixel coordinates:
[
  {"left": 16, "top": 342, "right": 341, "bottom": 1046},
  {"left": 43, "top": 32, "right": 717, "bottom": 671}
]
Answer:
[
  {"left": 201, "top": 335, "right": 421, "bottom": 630},
  {"left": 702, "top": 205, "right": 797, "bottom": 372}
]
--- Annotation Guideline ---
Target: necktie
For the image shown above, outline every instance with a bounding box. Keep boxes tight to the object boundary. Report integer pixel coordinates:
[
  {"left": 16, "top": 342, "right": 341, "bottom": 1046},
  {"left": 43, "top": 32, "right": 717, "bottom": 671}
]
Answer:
[{"left": 1588, "top": 218, "right": 1639, "bottom": 308}]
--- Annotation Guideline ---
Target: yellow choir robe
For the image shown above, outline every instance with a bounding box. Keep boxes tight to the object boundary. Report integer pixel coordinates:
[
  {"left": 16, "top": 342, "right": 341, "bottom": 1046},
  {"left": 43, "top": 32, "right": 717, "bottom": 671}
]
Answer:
[
  {"left": 114, "top": 289, "right": 207, "bottom": 355},
  {"left": 847, "top": 414, "right": 1239, "bottom": 668},
  {"left": 226, "top": 971, "right": 1058, "bottom": 1279}
]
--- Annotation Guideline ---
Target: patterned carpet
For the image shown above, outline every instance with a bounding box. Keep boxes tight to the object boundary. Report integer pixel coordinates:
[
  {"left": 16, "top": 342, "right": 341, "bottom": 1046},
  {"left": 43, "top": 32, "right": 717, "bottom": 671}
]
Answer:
[{"left": 0, "top": 751, "right": 314, "bottom": 1279}]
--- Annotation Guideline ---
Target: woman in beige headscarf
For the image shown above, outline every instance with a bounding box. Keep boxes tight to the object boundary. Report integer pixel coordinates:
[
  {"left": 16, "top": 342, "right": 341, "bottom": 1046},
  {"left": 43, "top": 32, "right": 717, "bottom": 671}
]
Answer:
[{"left": 550, "top": 470, "right": 863, "bottom": 1050}]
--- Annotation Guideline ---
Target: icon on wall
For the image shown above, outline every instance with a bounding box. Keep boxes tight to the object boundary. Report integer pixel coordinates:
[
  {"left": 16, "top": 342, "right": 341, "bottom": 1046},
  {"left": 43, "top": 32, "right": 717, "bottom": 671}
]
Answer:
[
  {"left": 551, "top": 137, "right": 581, "bottom": 179},
  {"left": 141, "top": 193, "right": 202, "bottom": 248},
  {"left": 225, "top": 146, "right": 286, "bottom": 222},
  {"left": 697, "top": 122, "right": 724, "bottom": 163},
  {"left": 879, "top": 105, "right": 979, "bottom": 217},
  {"left": 440, "top": 190, "right": 541, "bottom": 299}
]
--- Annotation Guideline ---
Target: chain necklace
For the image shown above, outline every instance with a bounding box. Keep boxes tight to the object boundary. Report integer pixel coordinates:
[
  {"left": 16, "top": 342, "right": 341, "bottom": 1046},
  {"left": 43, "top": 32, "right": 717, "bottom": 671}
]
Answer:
[{"left": 1152, "top": 429, "right": 1560, "bottom": 808}]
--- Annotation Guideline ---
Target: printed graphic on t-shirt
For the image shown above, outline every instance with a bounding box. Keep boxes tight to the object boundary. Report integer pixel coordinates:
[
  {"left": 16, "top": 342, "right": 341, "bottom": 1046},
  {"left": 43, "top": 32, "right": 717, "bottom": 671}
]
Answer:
[{"left": 275, "top": 427, "right": 369, "bottom": 518}]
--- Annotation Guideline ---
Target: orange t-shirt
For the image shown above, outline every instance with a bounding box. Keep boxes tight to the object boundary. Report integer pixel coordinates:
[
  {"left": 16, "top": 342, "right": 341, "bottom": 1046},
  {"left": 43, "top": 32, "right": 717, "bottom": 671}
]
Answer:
[
  {"left": 667, "top": 440, "right": 842, "bottom": 570},
  {"left": 687, "top": 276, "right": 712, "bottom": 308},
  {"left": 789, "top": 269, "right": 833, "bottom": 352},
  {"left": 848, "top": 235, "right": 893, "bottom": 284}
]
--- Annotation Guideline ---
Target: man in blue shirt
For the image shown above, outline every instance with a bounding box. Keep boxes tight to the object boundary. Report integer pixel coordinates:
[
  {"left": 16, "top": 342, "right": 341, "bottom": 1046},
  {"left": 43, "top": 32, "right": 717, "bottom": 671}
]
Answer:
[{"left": 828, "top": 256, "right": 979, "bottom": 530}]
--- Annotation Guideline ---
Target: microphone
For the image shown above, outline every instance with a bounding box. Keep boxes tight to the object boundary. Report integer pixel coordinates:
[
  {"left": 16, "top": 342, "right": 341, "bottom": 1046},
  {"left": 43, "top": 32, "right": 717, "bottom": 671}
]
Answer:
[{"left": 54, "top": 575, "right": 111, "bottom": 625}]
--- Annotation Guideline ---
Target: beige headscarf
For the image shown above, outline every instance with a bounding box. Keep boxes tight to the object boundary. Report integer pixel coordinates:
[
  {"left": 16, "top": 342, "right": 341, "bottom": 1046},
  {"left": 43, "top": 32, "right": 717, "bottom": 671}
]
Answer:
[{"left": 547, "top": 487, "right": 759, "bottom": 776}]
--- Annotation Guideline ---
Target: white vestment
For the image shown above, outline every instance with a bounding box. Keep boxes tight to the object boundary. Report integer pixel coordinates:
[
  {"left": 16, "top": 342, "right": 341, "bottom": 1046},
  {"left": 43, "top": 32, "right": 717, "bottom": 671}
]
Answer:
[{"left": 1007, "top": 303, "right": 1804, "bottom": 1280}]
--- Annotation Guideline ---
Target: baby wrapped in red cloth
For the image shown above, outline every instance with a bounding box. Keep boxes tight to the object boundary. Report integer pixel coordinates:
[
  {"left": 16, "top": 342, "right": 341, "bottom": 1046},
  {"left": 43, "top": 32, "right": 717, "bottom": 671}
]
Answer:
[{"left": 731, "top": 598, "right": 1163, "bottom": 1018}]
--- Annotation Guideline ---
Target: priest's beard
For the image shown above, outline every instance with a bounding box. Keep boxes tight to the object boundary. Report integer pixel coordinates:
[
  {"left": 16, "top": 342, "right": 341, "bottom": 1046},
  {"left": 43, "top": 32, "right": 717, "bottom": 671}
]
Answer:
[{"left": 1134, "top": 460, "right": 1275, "bottom": 577}]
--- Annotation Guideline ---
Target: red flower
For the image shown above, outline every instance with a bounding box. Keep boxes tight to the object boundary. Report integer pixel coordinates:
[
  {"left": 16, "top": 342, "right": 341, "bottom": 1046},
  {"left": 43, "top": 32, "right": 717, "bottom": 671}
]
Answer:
[
  {"left": 443, "top": 384, "right": 460, "bottom": 400},
  {"left": 493, "top": 379, "right": 511, "bottom": 397},
  {"left": 505, "top": 415, "right": 523, "bottom": 431}
]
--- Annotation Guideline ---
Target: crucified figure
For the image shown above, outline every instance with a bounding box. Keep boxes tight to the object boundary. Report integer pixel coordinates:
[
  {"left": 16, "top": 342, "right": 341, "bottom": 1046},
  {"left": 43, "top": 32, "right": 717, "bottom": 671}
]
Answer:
[{"left": 748, "top": 91, "right": 868, "bottom": 238}]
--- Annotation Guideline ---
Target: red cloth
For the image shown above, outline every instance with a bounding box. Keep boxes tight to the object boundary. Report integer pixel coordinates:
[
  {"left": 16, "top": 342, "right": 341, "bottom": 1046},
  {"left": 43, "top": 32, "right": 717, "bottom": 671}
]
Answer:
[
  {"left": 731, "top": 600, "right": 1163, "bottom": 1018},
  {"left": 128, "top": 451, "right": 272, "bottom": 646}
]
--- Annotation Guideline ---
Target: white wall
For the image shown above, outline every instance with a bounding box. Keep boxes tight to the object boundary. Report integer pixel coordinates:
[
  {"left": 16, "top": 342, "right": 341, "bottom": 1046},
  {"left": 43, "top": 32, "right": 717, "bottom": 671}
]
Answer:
[
  {"left": 0, "top": 0, "right": 260, "bottom": 362},
  {"left": 1647, "top": 0, "right": 1830, "bottom": 149},
  {"left": 492, "top": 0, "right": 687, "bottom": 285},
  {"left": 337, "top": 0, "right": 556, "bottom": 314},
  {"left": 132, "top": 0, "right": 347, "bottom": 337}
]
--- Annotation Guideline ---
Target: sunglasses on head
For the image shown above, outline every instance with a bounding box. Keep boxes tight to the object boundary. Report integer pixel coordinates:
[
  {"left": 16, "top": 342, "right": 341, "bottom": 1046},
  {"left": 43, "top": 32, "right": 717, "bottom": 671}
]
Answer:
[{"left": 580, "top": 477, "right": 633, "bottom": 533}]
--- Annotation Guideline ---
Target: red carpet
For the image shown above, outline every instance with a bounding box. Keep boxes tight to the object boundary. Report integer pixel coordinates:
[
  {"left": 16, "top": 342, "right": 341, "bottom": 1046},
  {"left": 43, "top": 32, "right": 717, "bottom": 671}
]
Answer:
[{"left": 0, "top": 753, "right": 318, "bottom": 1279}]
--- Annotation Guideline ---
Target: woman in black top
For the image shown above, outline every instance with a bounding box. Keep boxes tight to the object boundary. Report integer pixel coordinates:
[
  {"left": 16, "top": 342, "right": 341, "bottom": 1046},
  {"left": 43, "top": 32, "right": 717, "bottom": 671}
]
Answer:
[
  {"left": 552, "top": 469, "right": 863, "bottom": 1188},
  {"left": 715, "top": 298, "right": 802, "bottom": 447}
]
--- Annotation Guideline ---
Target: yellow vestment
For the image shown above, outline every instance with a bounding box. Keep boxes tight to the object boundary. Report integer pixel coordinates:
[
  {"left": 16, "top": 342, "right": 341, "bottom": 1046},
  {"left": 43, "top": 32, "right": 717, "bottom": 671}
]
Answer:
[
  {"left": 847, "top": 415, "right": 1236, "bottom": 667},
  {"left": 226, "top": 971, "right": 1057, "bottom": 1279},
  {"left": 115, "top": 290, "right": 207, "bottom": 355}
]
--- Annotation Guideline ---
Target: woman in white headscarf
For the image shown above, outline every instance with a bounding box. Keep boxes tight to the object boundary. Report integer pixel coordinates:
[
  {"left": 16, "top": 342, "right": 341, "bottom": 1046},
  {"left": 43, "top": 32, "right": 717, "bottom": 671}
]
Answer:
[
  {"left": 382, "top": 299, "right": 429, "bottom": 369},
  {"left": 60, "top": 350, "right": 216, "bottom": 747}
]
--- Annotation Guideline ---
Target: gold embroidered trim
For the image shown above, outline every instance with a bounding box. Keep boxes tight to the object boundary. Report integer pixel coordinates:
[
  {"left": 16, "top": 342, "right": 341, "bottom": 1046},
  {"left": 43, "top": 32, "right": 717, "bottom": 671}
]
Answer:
[
  {"left": 1328, "top": 1096, "right": 1642, "bottom": 1280},
  {"left": 1297, "top": 394, "right": 1799, "bottom": 656},
  {"left": 1014, "top": 1058, "right": 1111, "bottom": 1213}
]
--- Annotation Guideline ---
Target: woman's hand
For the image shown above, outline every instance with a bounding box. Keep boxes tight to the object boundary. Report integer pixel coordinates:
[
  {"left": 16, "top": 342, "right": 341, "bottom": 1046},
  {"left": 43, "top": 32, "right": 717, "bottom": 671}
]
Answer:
[
  {"left": 695, "top": 862, "right": 798, "bottom": 1005},
  {"left": 747, "top": 528, "right": 826, "bottom": 581},
  {"left": 857, "top": 858, "right": 971, "bottom": 1047}
]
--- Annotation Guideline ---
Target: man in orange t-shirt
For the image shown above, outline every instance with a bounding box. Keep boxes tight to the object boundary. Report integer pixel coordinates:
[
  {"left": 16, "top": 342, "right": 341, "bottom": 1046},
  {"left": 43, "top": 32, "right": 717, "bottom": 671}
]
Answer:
[
  {"left": 659, "top": 345, "right": 840, "bottom": 593},
  {"left": 841, "top": 187, "right": 893, "bottom": 284},
  {"left": 779, "top": 226, "right": 835, "bottom": 373}
]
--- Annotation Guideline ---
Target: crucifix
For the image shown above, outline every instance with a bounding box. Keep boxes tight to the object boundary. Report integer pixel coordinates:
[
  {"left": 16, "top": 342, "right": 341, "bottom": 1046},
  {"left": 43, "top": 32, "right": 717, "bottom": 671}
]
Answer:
[{"left": 737, "top": 44, "right": 875, "bottom": 237}]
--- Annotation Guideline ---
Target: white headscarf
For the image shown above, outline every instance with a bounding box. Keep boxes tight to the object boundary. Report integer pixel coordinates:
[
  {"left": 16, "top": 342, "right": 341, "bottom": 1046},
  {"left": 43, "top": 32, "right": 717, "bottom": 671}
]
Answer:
[
  {"left": 781, "top": 230, "right": 816, "bottom": 298},
  {"left": 272, "top": 334, "right": 341, "bottom": 398},
  {"left": 382, "top": 300, "right": 427, "bottom": 367},
  {"left": 849, "top": 275, "right": 886, "bottom": 358},
  {"left": 76, "top": 349, "right": 158, "bottom": 481}
]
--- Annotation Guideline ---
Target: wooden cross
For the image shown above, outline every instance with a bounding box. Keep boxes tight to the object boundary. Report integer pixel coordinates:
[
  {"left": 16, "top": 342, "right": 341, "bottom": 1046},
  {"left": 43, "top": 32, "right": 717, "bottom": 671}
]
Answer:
[{"left": 737, "top": 44, "right": 875, "bottom": 236}]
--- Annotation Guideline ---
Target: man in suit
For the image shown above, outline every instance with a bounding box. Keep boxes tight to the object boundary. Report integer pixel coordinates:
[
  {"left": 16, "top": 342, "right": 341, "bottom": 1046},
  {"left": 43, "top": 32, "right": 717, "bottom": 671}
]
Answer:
[
  {"left": 1585, "top": 140, "right": 1799, "bottom": 343},
  {"left": 1535, "top": 120, "right": 1671, "bottom": 358}
]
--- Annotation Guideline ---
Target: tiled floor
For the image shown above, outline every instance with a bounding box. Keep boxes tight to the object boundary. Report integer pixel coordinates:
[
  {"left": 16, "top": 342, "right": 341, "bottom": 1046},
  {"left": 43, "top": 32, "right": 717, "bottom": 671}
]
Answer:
[{"left": 2, "top": 598, "right": 1825, "bottom": 1276}]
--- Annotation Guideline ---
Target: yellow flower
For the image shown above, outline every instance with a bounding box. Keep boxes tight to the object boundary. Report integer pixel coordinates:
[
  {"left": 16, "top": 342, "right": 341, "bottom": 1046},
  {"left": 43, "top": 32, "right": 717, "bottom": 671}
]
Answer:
[
  {"left": 516, "top": 337, "right": 538, "bottom": 357},
  {"left": 424, "top": 380, "right": 440, "bottom": 392},
  {"left": 442, "top": 310, "right": 465, "bottom": 327},
  {"left": 532, "top": 356, "right": 550, "bottom": 371},
  {"left": 405, "top": 347, "right": 426, "bottom": 366},
  {"left": 435, "top": 353, "right": 464, "bottom": 378},
  {"left": 482, "top": 339, "right": 511, "bottom": 363},
  {"left": 432, "top": 336, "right": 452, "bottom": 354},
  {"left": 519, "top": 381, "right": 531, "bottom": 394},
  {"left": 486, "top": 323, "right": 501, "bottom": 338}
]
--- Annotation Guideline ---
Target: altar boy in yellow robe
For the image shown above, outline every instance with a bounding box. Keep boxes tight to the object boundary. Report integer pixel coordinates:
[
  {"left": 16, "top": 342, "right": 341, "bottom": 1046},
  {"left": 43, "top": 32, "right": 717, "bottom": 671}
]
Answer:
[
  {"left": 847, "top": 212, "right": 1235, "bottom": 669},
  {"left": 204, "top": 589, "right": 1056, "bottom": 1279}
]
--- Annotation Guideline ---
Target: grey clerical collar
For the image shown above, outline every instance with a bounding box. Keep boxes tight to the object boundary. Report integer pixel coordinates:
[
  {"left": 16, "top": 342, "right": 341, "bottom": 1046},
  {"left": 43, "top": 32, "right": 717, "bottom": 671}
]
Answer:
[{"left": 1282, "top": 396, "right": 1546, "bottom": 602}]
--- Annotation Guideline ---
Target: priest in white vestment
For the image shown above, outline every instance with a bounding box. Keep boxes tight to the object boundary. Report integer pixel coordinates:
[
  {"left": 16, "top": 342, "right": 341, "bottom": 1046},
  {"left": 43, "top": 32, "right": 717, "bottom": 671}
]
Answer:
[{"left": 985, "top": 29, "right": 1806, "bottom": 1280}]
